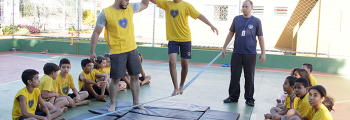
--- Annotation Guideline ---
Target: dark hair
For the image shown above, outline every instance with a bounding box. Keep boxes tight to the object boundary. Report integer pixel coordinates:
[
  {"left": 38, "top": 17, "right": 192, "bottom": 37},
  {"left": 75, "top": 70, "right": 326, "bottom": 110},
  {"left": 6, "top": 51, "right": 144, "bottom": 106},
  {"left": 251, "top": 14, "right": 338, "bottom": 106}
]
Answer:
[
  {"left": 303, "top": 63, "right": 313, "bottom": 73},
  {"left": 43, "top": 63, "right": 60, "bottom": 75},
  {"left": 290, "top": 68, "right": 300, "bottom": 76},
  {"left": 295, "top": 78, "right": 309, "bottom": 88},
  {"left": 286, "top": 76, "right": 297, "bottom": 86},
  {"left": 21, "top": 69, "right": 39, "bottom": 85},
  {"left": 104, "top": 53, "right": 110, "bottom": 59},
  {"left": 309, "top": 85, "right": 334, "bottom": 111},
  {"left": 94, "top": 56, "right": 105, "bottom": 69},
  {"left": 81, "top": 58, "right": 92, "bottom": 67},
  {"left": 59, "top": 58, "right": 70, "bottom": 67},
  {"left": 139, "top": 53, "right": 143, "bottom": 63},
  {"left": 297, "top": 69, "right": 312, "bottom": 87}
]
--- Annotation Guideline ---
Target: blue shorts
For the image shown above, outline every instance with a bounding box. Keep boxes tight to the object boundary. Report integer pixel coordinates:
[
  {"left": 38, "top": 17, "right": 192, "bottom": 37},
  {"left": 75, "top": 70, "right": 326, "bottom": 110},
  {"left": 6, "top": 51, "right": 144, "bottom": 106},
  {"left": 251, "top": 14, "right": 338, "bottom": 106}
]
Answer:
[
  {"left": 80, "top": 85, "right": 101, "bottom": 99},
  {"left": 168, "top": 41, "right": 192, "bottom": 59},
  {"left": 68, "top": 93, "right": 76, "bottom": 99},
  {"left": 18, "top": 102, "right": 46, "bottom": 120},
  {"left": 139, "top": 77, "right": 144, "bottom": 81}
]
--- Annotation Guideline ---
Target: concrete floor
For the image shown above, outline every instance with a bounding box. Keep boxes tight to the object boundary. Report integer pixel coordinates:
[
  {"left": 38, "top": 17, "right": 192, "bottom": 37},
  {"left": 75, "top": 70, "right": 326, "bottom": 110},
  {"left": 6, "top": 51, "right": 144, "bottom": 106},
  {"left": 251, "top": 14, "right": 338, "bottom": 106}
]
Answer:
[{"left": 0, "top": 52, "right": 349, "bottom": 120}]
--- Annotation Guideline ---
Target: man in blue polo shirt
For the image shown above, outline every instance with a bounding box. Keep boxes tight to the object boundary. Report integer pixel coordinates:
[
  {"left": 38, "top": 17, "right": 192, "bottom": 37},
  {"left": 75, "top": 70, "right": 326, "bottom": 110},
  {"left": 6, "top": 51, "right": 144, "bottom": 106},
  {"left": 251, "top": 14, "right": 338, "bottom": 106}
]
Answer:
[{"left": 221, "top": 0, "right": 266, "bottom": 106}]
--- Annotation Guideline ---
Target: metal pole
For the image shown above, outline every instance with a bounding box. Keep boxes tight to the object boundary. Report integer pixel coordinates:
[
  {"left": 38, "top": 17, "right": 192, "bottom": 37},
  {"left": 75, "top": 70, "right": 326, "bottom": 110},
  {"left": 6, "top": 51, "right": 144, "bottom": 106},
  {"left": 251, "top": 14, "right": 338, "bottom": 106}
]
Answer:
[
  {"left": 12, "top": 0, "right": 14, "bottom": 39},
  {"left": 77, "top": 0, "right": 80, "bottom": 54},
  {"left": 328, "top": 1, "right": 333, "bottom": 58},
  {"left": 315, "top": 0, "right": 321, "bottom": 57},
  {"left": 63, "top": 0, "right": 65, "bottom": 31},
  {"left": 238, "top": 0, "right": 242, "bottom": 15},
  {"left": 152, "top": 4, "right": 155, "bottom": 47}
]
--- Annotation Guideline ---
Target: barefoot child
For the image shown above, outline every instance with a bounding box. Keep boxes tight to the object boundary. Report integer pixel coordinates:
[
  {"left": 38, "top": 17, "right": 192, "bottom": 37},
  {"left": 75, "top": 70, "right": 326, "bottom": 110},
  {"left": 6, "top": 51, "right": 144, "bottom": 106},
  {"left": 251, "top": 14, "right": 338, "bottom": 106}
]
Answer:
[
  {"left": 79, "top": 59, "right": 108, "bottom": 102},
  {"left": 264, "top": 76, "right": 297, "bottom": 120},
  {"left": 54, "top": 58, "right": 91, "bottom": 107},
  {"left": 12, "top": 69, "right": 65, "bottom": 120}
]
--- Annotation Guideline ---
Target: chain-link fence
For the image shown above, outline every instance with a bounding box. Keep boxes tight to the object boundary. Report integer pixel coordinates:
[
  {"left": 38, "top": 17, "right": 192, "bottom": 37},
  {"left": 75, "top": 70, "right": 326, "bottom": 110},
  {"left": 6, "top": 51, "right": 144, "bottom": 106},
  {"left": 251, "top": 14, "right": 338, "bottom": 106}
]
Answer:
[{"left": 1, "top": 0, "right": 350, "bottom": 58}]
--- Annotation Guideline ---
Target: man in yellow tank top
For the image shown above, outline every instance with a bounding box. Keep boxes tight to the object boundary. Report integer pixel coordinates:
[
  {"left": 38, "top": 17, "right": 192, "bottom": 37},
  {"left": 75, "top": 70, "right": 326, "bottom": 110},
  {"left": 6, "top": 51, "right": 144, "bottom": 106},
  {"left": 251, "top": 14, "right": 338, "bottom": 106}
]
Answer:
[
  {"left": 90, "top": 0, "right": 150, "bottom": 111},
  {"left": 150, "top": 0, "right": 218, "bottom": 96}
]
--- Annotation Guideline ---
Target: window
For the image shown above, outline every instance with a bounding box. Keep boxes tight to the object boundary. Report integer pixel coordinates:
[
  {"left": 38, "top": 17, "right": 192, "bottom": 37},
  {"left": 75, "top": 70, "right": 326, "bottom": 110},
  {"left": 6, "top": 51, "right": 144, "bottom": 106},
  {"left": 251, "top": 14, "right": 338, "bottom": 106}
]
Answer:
[{"left": 214, "top": 5, "right": 228, "bottom": 21}]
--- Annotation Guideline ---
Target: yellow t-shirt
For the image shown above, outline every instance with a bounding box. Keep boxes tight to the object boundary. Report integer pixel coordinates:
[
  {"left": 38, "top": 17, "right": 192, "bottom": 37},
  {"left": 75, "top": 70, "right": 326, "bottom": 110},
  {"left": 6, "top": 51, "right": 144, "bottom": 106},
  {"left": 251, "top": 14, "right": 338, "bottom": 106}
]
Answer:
[
  {"left": 38, "top": 75, "right": 55, "bottom": 101},
  {"left": 284, "top": 94, "right": 292, "bottom": 109},
  {"left": 78, "top": 71, "right": 96, "bottom": 91},
  {"left": 104, "top": 5, "right": 137, "bottom": 54},
  {"left": 93, "top": 69, "right": 101, "bottom": 74},
  {"left": 310, "top": 74, "right": 317, "bottom": 86},
  {"left": 294, "top": 93, "right": 311, "bottom": 116},
  {"left": 157, "top": 0, "right": 201, "bottom": 42},
  {"left": 102, "top": 67, "right": 110, "bottom": 74},
  {"left": 53, "top": 73, "right": 76, "bottom": 96},
  {"left": 12, "top": 87, "right": 40, "bottom": 120},
  {"left": 305, "top": 104, "right": 333, "bottom": 120}
]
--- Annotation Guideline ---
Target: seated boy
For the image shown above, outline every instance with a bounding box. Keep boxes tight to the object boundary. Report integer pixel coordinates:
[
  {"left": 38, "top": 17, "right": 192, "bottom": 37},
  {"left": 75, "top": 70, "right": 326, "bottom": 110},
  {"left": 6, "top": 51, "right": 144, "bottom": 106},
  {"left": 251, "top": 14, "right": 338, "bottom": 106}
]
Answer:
[
  {"left": 54, "top": 58, "right": 91, "bottom": 107},
  {"left": 264, "top": 76, "right": 297, "bottom": 120},
  {"left": 12, "top": 69, "right": 66, "bottom": 120},
  {"left": 287, "top": 78, "right": 311, "bottom": 118},
  {"left": 79, "top": 59, "right": 108, "bottom": 102},
  {"left": 39, "top": 63, "right": 69, "bottom": 109},
  {"left": 302, "top": 63, "right": 317, "bottom": 86}
]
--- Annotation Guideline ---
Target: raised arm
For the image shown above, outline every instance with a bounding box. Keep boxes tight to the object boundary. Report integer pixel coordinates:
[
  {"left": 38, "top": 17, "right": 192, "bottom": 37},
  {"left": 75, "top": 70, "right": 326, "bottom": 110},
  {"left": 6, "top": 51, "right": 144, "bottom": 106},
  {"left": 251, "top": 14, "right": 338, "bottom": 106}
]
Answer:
[
  {"left": 197, "top": 14, "right": 218, "bottom": 35},
  {"left": 139, "top": 0, "right": 150, "bottom": 12},
  {"left": 90, "top": 26, "right": 104, "bottom": 63}
]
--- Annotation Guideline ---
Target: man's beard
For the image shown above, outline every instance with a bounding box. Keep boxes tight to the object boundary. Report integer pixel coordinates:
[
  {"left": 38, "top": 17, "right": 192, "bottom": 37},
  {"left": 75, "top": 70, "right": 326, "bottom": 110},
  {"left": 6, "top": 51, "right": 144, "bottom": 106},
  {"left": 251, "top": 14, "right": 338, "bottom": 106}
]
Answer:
[{"left": 120, "top": 2, "right": 127, "bottom": 9}]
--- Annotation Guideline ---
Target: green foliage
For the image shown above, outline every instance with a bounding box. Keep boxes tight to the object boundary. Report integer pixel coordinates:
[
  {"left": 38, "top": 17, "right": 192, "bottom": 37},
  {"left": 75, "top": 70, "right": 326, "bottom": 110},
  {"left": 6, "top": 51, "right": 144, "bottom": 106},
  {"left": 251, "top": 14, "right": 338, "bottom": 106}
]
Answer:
[
  {"left": 68, "top": 27, "right": 76, "bottom": 31},
  {"left": 83, "top": 9, "right": 96, "bottom": 27},
  {"left": 2, "top": 25, "right": 19, "bottom": 35},
  {"left": 15, "top": 28, "right": 30, "bottom": 34}
]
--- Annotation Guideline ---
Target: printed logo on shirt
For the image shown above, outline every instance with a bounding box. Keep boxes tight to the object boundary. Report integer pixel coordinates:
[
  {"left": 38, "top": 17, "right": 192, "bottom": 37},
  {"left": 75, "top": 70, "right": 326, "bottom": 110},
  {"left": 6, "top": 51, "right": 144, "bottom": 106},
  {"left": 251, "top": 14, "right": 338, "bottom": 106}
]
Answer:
[
  {"left": 170, "top": 9, "right": 179, "bottom": 18},
  {"left": 28, "top": 99, "right": 34, "bottom": 108},
  {"left": 119, "top": 18, "right": 128, "bottom": 28},
  {"left": 248, "top": 24, "right": 253, "bottom": 29},
  {"left": 62, "top": 86, "right": 69, "bottom": 95}
]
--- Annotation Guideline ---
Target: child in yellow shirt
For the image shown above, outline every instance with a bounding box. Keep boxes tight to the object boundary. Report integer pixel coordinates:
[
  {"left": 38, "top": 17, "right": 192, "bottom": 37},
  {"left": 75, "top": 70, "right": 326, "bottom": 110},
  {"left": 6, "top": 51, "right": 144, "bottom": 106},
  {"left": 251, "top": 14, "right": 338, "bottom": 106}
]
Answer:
[
  {"left": 54, "top": 58, "right": 91, "bottom": 107},
  {"left": 39, "top": 63, "right": 69, "bottom": 109},
  {"left": 265, "top": 76, "right": 297, "bottom": 120},
  {"left": 138, "top": 53, "right": 151, "bottom": 86},
  {"left": 284, "top": 78, "right": 311, "bottom": 120},
  {"left": 295, "top": 69, "right": 313, "bottom": 88},
  {"left": 12, "top": 69, "right": 65, "bottom": 120},
  {"left": 286, "top": 85, "right": 334, "bottom": 120},
  {"left": 93, "top": 56, "right": 111, "bottom": 94},
  {"left": 302, "top": 63, "right": 317, "bottom": 86},
  {"left": 79, "top": 59, "right": 108, "bottom": 102}
]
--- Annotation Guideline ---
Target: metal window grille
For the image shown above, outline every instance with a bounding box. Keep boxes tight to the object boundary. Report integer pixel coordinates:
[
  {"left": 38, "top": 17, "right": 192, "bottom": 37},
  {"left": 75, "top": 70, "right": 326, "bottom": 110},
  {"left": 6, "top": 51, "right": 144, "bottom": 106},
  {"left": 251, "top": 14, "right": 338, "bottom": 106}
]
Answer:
[
  {"left": 214, "top": 5, "right": 228, "bottom": 21},
  {"left": 159, "top": 8, "right": 164, "bottom": 19}
]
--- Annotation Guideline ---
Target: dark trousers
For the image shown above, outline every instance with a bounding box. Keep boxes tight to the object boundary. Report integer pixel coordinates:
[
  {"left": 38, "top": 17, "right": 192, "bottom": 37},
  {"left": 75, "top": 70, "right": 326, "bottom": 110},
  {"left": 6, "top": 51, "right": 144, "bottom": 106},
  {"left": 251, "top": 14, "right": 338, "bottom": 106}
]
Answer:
[{"left": 229, "top": 53, "right": 256, "bottom": 101}]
